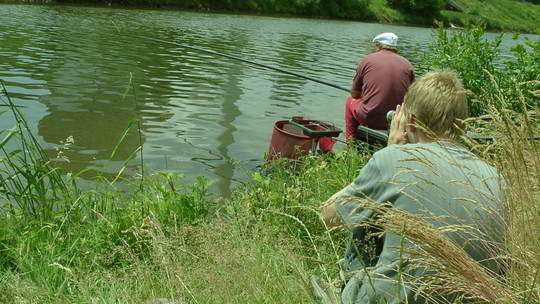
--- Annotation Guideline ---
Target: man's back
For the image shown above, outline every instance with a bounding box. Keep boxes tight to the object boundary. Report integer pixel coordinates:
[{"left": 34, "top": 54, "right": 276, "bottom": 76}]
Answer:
[
  {"left": 352, "top": 49, "right": 414, "bottom": 129},
  {"left": 336, "top": 142, "right": 504, "bottom": 303}
]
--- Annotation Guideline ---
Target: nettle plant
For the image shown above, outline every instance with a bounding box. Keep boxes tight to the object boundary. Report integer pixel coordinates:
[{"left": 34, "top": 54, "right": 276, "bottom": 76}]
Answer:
[
  {"left": 387, "top": 0, "right": 443, "bottom": 18},
  {"left": 425, "top": 24, "right": 539, "bottom": 116},
  {"left": 425, "top": 25, "right": 502, "bottom": 117}
]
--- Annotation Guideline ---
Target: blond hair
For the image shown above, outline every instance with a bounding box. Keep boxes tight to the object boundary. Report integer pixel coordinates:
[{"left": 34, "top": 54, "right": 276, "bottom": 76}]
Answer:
[{"left": 402, "top": 70, "right": 468, "bottom": 140}]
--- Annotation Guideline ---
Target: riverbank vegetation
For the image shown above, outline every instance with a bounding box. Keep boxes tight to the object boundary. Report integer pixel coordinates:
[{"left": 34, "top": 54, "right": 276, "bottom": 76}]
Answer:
[
  {"left": 0, "top": 26, "right": 539, "bottom": 302},
  {"left": 368, "top": 0, "right": 540, "bottom": 33},
  {"left": 441, "top": 0, "right": 540, "bottom": 34},
  {"left": 2, "top": 0, "right": 539, "bottom": 33}
]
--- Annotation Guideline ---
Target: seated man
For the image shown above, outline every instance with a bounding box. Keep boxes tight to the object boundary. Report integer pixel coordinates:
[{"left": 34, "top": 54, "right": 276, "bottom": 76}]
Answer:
[
  {"left": 319, "top": 71, "right": 504, "bottom": 303},
  {"left": 346, "top": 32, "right": 414, "bottom": 142}
]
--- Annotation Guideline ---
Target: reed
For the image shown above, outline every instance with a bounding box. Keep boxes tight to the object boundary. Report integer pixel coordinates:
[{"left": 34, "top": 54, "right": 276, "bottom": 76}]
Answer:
[
  {"left": 481, "top": 78, "right": 540, "bottom": 303},
  {"left": 0, "top": 82, "right": 75, "bottom": 220}
]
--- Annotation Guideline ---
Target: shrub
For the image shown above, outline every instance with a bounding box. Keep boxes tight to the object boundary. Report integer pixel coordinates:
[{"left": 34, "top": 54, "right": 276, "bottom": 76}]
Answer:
[
  {"left": 424, "top": 25, "right": 502, "bottom": 116},
  {"left": 320, "top": 0, "right": 373, "bottom": 19},
  {"left": 503, "top": 34, "right": 540, "bottom": 111},
  {"left": 425, "top": 25, "right": 539, "bottom": 116},
  {"left": 53, "top": 0, "right": 373, "bottom": 19},
  {"left": 387, "top": 0, "right": 443, "bottom": 17}
]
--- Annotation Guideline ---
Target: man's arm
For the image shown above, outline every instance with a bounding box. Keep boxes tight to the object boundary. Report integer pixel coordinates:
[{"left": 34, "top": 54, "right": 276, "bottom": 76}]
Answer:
[
  {"left": 351, "top": 89, "right": 361, "bottom": 99},
  {"left": 351, "top": 61, "right": 365, "bottom": 99},
  {"left": 320, "top": 152, "right": 383, "bottom": 228},
  {"left": 320, "top": 146, "right": 391, "bottom": 230},
  {"left": 320, "top": 187, "right": 349, "bottom": 228}
]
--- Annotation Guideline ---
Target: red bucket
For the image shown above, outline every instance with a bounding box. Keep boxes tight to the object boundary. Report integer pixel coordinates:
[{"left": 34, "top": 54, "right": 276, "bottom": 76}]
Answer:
[{"left": 267, "top": 120, "right": 315, "bottom": 162}]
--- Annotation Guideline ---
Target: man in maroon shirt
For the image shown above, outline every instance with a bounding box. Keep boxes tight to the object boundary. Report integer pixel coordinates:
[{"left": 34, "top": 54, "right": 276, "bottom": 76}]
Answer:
[{"left": 345, "top": 32, "right": 414, "bottom": 141}]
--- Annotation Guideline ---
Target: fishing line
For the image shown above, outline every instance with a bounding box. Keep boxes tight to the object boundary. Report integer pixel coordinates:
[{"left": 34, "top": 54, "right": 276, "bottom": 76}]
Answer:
[{"left": 145, "top": 37, "right": 351, "bottom": 93}]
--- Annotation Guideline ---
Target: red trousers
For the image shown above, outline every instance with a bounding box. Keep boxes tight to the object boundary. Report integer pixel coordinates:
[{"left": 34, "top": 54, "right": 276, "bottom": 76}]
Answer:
[
  {"left": 345, "top": 96, "right": 365, "bottom": 141},
  {"left": 316, "top": 96, "right": 363, "bottom": 152},
  {"left": 318, "top": 137, "right": 335, "bottom": 152},
  {"left": 312, "top": 96, "right": 364, "bottom": 152}
]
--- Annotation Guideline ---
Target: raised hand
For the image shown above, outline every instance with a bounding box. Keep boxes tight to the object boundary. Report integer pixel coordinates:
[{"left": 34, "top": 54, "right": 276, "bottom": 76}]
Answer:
[{"left": 387, "top": 104, "right": 408, "bottom": 145}]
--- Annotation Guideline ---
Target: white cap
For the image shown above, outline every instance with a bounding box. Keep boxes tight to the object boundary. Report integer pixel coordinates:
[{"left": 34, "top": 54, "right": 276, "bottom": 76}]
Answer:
[{"left": 372, "top": 32, "right": 398, "bottom": 48}]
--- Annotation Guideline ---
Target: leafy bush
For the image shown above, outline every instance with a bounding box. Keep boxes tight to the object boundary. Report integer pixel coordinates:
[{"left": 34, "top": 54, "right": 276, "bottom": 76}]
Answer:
[
  {"left": 424, "top": 24, "right": 539, "bottom": 116},
  {"left": 319, "top": 0, "right": 373, "bottom": 19},
  {"left": 52, "top": 0, "right": 373, "bottom": 19},
  {"left": 387, "top": 0, "right": 443, "bottom": 17},
  {"left": 424, "top": 25, "right": 502, "bottom": 116},
  {"left": 503, "top": 34, "right": 540, "bottom": 110}
]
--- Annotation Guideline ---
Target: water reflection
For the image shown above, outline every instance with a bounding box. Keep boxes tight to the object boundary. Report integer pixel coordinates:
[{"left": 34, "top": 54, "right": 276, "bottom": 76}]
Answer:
[
  {"left": 167, "top": 28, "right": 250, "bottom": 197},
  {"left": 33, "top": 16, "right": 171, "bottom": 178},
  {"left": 269, "top": 33, "right": 312, "bottom": 107}
]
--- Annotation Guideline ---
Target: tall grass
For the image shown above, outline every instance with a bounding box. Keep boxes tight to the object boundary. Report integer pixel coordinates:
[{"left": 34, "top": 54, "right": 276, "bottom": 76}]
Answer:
[
  {"left": 0, "top": 85, "right": 214, "bottom": 301},
  {"left": 481, "top": 78, "right": 540, "bottom": 303},
  {"left": 0, "top": 139, "right": 368, "bottom": 302},
  {"left": 0, "top": 82, "right": 74, "bottom": 220}
]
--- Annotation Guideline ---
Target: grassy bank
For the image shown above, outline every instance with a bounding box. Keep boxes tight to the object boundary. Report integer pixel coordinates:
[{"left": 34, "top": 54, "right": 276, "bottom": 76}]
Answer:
[
  {"left": 369, "top": 0, "right": 540, "bottom": 33},
  {"left": 0, "top": 26, "right": 539, "bottom": 302},
  {"left": 2, "top": 0, "right": 539, "bottom": 33},
  {"left": 442, "top": 0, "right": 540, "bottom": 33}
]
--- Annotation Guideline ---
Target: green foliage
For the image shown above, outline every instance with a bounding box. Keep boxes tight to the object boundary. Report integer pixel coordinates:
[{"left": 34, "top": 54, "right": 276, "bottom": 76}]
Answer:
[
  {"left": 51, "top": 0, "right": 373, "bottom": 19},
  {"left": 504, "top": 35, "right": 540, "bottom": 108},
  {"left": 319, "top": 0, "right": 373, "bottom": 19},
  {"left": 424, "top": 24, "right": 539, "bottom": 116},
  {"left": 520, "top": 0, "right": 539, "bottom": 4},
  {"left": 0, "top": 86, "right": 212, "bottom": 298},
  {"left": 441, "top": 0, "right": 540, "bottom": 33},
  {"left": 0, "top": 83, "right": 75, "bottom": 221},
  {"left": 4, "top": 0, "right": 540, "bottom": 32},
  {"left": 0, "top": 174, "right": 212, "bottom": 295},
  {"left": 387, "top": 0, "right": 443, "bottom": 17},
  {"left": 424, "top": 25, "right": 502, "bottom": 116},
  {"left": 229, "top": 151, "right": 368, "bottom": 237}
]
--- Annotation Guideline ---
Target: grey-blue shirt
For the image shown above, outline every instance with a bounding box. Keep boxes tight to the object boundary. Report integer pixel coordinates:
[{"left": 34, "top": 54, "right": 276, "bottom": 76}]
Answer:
[{"left": 335, "top": 142, "right": 504, "bottom": 304}]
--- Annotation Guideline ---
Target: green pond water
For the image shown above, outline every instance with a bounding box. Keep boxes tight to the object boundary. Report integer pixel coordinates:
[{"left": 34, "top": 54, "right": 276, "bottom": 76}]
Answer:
[{"left": 0, "top": 4, "right": 527, "bottom": 197}]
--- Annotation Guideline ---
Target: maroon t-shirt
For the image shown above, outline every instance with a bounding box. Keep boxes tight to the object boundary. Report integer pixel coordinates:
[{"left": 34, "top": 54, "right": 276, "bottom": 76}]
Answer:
[{"left": 352, "top": 49, "right": 414, "bottom": 129}]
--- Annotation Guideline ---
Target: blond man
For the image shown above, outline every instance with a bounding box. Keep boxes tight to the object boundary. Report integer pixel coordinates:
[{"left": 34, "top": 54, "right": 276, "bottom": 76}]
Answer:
[{"left": 316, "top": 71, "right": 504, "bottom": 303}]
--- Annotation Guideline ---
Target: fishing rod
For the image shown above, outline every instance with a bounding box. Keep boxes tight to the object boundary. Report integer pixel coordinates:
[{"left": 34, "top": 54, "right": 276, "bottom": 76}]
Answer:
[
  {"left": 145, "top": 37, "right": 350, "bottom": 93},
  {"left": 143, "top": 38, "right": 540, "bottom": 150}
]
